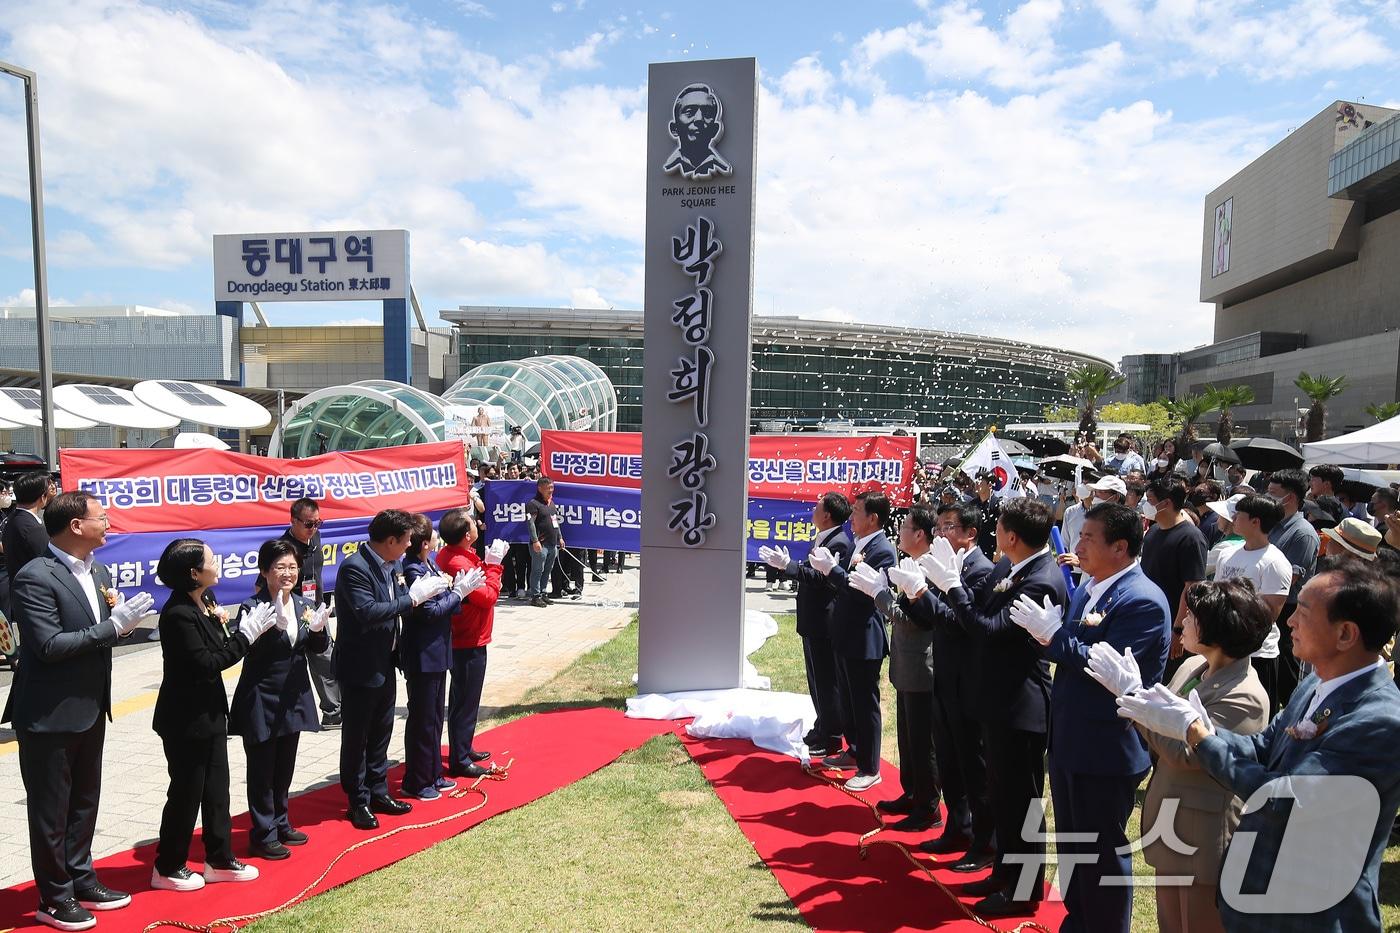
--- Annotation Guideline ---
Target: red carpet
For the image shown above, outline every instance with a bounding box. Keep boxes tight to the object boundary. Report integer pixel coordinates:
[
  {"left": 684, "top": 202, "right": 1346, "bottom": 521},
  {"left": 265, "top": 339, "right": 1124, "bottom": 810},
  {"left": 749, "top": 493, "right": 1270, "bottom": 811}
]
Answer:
[
  {"left": 0, "top": 708, "right": 675, "bottom": 932},
  {"left": 680, "top": 733, "right": 1068, "bottom": 933}
]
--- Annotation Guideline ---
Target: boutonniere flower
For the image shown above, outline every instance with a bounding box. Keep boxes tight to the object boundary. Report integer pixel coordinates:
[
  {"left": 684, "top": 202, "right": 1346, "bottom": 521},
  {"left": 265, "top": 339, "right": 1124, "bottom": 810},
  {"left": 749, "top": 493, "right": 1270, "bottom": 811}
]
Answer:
[
  {"left": 851, "top": 551, "right": 865, "bottom": 567},
  {"left": 100, "top": 585, "right": 120, "bottom": 609},
  {"left": 1286, "top": 707, "right": 1332, "bottom": 741},
  {"left": 394, "top": 571, "right": 407, "bottom": 588},
  {"left": 1081, "top": 611, "right": 1105, "bottom": 627},
  {"left": 300, "top": 606, "right": 315, "bottom": 624},
  {"left": 209, "top": 604, "right": 229, "bottom": 629},
  {"left": 993, "top": 578, "right": 1012, "bottom": 594}
]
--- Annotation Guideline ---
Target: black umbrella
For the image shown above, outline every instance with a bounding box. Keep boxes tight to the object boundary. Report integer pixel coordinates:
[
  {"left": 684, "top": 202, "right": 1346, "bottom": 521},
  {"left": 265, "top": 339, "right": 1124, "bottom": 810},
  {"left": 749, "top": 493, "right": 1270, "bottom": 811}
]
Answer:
[
  {"left": 1228, "top": 437, "right": 1301, "bottom": 471},
  {"left": 998, "top": 438, "right": 1031, "bottom": 456},
  {"left": 1021, "top": 435, "right": 1070, "bottom": 457},
  {"left": 1201, "top": 442, "right": 1242, "bottom": 466}
]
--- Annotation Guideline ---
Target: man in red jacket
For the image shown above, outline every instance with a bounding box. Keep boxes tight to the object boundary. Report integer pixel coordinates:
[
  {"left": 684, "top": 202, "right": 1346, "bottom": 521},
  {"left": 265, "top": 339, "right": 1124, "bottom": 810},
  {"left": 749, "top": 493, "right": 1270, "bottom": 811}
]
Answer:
[{"left": 436, "top": 507, "right": 505, "bottom": 778}]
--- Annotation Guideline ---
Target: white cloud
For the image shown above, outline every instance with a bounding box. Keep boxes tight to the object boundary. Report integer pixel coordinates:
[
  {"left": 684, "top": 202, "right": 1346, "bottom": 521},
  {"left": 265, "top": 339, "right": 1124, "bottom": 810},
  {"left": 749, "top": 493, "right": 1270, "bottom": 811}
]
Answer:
[
  {"left": 1091, "top": 0, "right": 1392, "bottom": 79},
  {"left": 570, "top": 286, "right": 608, "bottom": 308},
  {"left": 323, "top": 316, "right": 381, "bottom": 326},
  {"left": 555, "top": 29, "right": 621, "bottom": 70},
  {"left": 777, "top": 55, "right": 835, "bottom": 104}
]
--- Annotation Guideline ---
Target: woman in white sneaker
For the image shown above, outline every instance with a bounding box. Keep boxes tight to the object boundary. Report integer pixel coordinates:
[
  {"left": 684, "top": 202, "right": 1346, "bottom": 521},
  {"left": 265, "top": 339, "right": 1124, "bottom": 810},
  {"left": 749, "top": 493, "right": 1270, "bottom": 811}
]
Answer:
[
  {"left": 150, "top": 538, "right": 278, "bottom": 892},
  {"left": 229, "top": 539, "right": 330, "bottom": 861}
]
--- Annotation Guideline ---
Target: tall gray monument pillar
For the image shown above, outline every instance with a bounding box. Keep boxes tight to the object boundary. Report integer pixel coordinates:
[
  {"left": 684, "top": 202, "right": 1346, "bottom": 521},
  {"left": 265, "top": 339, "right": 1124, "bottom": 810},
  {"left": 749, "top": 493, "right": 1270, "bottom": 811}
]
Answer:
[{"left": 637, "top": 58, "right": 757, "bottom": 693}]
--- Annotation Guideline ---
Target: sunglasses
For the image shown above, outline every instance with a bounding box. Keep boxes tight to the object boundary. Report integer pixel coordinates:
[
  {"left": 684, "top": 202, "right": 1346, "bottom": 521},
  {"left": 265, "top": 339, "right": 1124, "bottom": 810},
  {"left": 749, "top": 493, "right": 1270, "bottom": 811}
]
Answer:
[{"left": 298, "top": 518, "right": 323, "bottom": 529}]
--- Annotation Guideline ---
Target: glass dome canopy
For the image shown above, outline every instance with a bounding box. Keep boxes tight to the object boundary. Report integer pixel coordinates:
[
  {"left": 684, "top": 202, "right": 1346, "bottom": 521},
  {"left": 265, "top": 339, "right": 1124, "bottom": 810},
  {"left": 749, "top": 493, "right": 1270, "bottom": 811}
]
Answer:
[
  {"left": 270, "top": 380, "right": 448, "bottom": 457},
  {"left": 268, "top": 356, "right": 617, "bottom": 457},
  {"left": 443, "top": 355, "right": 617, "bottom": 444}
]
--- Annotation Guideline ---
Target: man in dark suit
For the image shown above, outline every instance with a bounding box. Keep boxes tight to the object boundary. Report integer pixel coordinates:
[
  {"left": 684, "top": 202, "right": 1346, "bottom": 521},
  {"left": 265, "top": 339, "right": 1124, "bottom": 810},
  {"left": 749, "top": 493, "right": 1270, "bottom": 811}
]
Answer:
[
  {"left": 1011, "top": 502, "right": 1171, "bottom": 932},
  {"left": 808, "top": 490, "right": 897, "bottom": 792},
  {"left": 866, "top": 504, "right": 947, "bottom": 831},
  {"left": 912, "top": 501, "right": 997, "bottom": 856},
  {"left": 280, "top": 497, "right": 342, "bottom": 729},
  {"left": 1121, "top": 558, "right": 1400, "bottom": 933},
  {"left": 921, "top": 495, "right": 1066, "bottom": 918},
  {"left": 5, "top": 491, "right": 153, "bottom": 930},
  {"left": 334, "top": 509, "right": 450, "bottom": 830},
  {"left": 3, "top": 471, "right": 54, "bottom": 614},
  {"left": 758, "top": 491, "right": 852, "bottom": 757}
]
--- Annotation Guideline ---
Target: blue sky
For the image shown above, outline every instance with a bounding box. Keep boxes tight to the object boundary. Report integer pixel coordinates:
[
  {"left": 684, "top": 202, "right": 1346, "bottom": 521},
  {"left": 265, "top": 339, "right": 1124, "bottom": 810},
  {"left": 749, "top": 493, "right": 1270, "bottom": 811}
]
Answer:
[{"left": 1, "top": 0, "right": 1398, "bottom": 363}]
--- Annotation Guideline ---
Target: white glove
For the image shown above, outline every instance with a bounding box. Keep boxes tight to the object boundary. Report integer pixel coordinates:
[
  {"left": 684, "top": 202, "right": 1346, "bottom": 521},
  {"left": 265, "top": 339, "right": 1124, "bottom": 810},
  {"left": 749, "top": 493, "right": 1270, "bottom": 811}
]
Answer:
[
  {"left": 1009, "top": 593, "right": 1063, "bottom": 645},
  {"left": 1086, "top": 643, "right": 1143, "bottom": 698},
  {"left": 485, "top": 539, "right": 509, "bottom": 566},
  {"left": 758, "top": 545, "right": 791, "bottom": 571},
  {"left": 807, "top": 546, "right": 838, "bottom": 576},
  {"left": 887, "top": 557, "right": 927, "bottom": 600},
  {"left": 453, "top": 567, "right": 488, "bottom": 599},
  {"left": 409, "top": 572, "right": 451, "bottom": 605},
  {"left": 237, "top": 602, "right": 277, "bottom": 642},
  {"left": 109, "top": 591, "right": 155, "bottom": 636},
  {"left": 308, "top": 604, "right": 331, "bottom": 633},
  {"left": 1116, "top": 683, "right": 1212, "bottom": 741},
  {"left": 848, "top": 563, "right": 887, "bottom": 599},
  {"left": 917, "top": 537, "right": 963, "bottom": 593}
]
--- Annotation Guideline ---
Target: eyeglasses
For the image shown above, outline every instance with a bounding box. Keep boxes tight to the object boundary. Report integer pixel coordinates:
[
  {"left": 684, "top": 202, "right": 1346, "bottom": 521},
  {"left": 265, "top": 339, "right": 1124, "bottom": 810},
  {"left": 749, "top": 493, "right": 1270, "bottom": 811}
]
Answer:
[
  {"left": 298, "top": 518, "right": 323, "bottom": 529},
  {"left": 80, "top": 515, "right": 110, "bottom": 526},
  {"left": 269, "top": 563, "right": 300, "bottom": 574}
]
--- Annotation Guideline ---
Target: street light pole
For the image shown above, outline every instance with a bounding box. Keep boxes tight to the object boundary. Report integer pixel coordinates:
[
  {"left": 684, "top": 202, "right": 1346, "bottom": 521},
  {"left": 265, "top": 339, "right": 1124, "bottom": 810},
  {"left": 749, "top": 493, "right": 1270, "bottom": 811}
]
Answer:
[{"left": 0, "top": 60, "right": 57, "bottom": 467}]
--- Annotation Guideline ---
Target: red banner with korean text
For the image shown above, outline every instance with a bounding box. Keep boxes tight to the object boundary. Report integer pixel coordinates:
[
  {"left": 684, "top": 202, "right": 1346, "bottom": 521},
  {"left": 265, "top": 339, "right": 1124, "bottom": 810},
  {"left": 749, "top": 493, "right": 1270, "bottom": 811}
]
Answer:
[
  {"left": 60, "top": 441, "right": 471, "bottom": 535},
  {"left": 540, "top": 431, "right": 917, "bottom": 507}
]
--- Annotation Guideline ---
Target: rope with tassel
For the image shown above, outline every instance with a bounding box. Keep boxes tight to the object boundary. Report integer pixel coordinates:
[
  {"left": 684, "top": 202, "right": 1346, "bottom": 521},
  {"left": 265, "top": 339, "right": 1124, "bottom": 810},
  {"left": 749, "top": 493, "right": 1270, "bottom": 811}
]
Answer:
[
  {"left": 140, "top": 757, "right": 513, "bottom": 933},
  {"left": 803, "top": 761, "right": 1055, "bottom": 933}
]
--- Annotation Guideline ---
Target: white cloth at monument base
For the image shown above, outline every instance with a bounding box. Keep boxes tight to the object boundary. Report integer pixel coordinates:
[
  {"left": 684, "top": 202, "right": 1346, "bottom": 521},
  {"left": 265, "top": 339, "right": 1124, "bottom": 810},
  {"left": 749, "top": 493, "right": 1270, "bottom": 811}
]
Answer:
[
  {"left": 741, "top": 609, "right": 778, "bottom": 689},
  {"left": 625, "top": 688, "right": 815, "bottom": 760}
]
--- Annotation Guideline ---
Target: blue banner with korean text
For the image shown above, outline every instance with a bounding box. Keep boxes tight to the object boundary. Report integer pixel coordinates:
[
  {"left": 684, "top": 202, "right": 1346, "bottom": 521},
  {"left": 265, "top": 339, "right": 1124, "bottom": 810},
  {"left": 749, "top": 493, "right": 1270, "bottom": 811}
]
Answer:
[{"left": 480, "top": 480, "right": 817, "bottom": 561}]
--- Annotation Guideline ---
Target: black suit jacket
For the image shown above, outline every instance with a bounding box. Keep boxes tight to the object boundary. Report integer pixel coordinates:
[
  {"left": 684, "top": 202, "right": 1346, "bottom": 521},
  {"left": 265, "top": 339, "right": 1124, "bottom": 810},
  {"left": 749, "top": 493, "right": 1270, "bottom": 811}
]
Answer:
[
  {"left": 333, "top": 546, "right": 413, "bottom": 689},
  {"left": 944, "top": 550, "right": 1067, "bottom": 732},
  {"left": 4, "top": 552, "right": 119, "bottom": 733},
  {"left": 153, "top": 591, "right": 251, "bottom": 740},
  {"left": 4, "top": 509, "right": 50, "bottom": 590},
  {"left": 786, "top": 527, "right": 852, "bottom": 639},
  {"left": 826, "top": 533, "right": 898, "bottom": 661},
  {"left": 281, "top": 528, "right": 326, "bottom": 604},
  {"left": 228, "top": 592, "right": 329, "bottom": 744}
]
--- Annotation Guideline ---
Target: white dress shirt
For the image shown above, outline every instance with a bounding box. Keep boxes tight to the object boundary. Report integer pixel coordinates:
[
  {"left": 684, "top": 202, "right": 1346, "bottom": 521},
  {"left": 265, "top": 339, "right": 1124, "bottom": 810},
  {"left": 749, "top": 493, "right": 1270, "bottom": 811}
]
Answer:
[
  {"left": 1300, "top": 659, "right": 1387, "bottom": 724},
  {"left": 49, "top": 542, "right": 102, "bottom": 622},
  {"left": 1007, "top": 546, "right": 1050, "bottom": 580},
  {"left": 1083, "top": 562, "right": 1136, "bottom": 613}
]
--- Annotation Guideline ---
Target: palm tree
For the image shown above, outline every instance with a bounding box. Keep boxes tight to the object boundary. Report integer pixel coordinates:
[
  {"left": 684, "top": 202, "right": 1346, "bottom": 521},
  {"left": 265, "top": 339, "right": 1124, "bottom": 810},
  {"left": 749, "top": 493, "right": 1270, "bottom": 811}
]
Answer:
[
  {"left": 1204, "top": 384, "right": 1256, "bottom": 444},
  {"left": 1294, "top": 372, "right": 1348, "bottom": 442},
  {"left": 1364, "top": 401, "right": 1400, "bottom": 423},
  {"left": 1160, "top": 393, "right": 1217, "bottom": 448},
  {"left": 1065, "top": 365, "right": 1125, "bottom": 441}
]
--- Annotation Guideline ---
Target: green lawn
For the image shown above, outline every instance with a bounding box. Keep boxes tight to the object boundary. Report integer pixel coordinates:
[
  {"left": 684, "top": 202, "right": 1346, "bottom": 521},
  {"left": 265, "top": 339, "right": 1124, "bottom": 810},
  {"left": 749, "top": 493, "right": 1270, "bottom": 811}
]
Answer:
[{"left": 254, "top": 611, "right": 1400, "bottom": 931}]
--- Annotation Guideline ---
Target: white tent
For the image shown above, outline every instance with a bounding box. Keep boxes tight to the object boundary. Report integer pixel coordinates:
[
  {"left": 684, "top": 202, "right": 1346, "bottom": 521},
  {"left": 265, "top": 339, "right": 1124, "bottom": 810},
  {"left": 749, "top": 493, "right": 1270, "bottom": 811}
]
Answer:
[{"left": 1302, "top": 415, "right": 1400, "bottom": 465}]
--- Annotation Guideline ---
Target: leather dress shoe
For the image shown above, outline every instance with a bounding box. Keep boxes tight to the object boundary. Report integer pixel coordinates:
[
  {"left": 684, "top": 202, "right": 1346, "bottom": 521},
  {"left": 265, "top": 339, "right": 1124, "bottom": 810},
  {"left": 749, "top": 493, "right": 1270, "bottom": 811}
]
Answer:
[
  {"left": 280, "top": 828, "right": 308, "bottom": 846},
  {"left": 950, "top": 847, "right": 996, "bottom": 873},
  {"left": 890, "top": 811, "right": 943, "bottom": 832},
  {"left": 959, "top": 875, "right": 1005, "bottom": 898},
  {"left": 467, "top": 749, "right": 491, "bottom": 762},
  {"left": 448, "top": 763, "right": 490, "bottom": 778},
  {"left": 370, "top": 794, "right": 412, "bottom": 816},
  {"left": 347, "top": 806, "right": 379, "bottom": 831},
  {"left": 875, "top": 795, "right": 915, "bottom": 815},
  {"left": 918, "top": 832, "right": 972, "bottom": 855},
  {"left": 973, "top": 890, "right": 1041, "bottom": 918}
]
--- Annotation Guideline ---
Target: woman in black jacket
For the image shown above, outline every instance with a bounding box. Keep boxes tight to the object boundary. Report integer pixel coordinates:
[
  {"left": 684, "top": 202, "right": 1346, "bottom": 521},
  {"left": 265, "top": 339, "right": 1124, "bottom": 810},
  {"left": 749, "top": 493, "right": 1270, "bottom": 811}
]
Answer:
[
  {"left": 229, "top": 539, "right": 330, "bottom": 860},
  {"left": 151, "top": 538, "right": 276, "bottom": 892}
]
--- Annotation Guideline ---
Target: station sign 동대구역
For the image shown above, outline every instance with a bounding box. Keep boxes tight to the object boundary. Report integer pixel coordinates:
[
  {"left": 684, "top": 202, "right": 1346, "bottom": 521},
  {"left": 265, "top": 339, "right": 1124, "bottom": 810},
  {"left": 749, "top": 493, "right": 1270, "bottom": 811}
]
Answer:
[
  {"left": 638, "top": 59, "right": 758, "bottom": 694},
  {"left": 213, "top": 229, "right": 409, "bottom": 301}
]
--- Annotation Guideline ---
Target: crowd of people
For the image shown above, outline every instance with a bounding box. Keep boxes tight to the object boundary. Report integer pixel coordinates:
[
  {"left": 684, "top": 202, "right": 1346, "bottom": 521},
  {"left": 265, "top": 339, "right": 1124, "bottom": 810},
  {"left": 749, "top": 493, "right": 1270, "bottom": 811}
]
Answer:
[
  {"left": 760, "top": 436, "right": 1400, "bottom": 931},
  {"left": 2, "top": 492, "right": 511, "bottom": 931}
]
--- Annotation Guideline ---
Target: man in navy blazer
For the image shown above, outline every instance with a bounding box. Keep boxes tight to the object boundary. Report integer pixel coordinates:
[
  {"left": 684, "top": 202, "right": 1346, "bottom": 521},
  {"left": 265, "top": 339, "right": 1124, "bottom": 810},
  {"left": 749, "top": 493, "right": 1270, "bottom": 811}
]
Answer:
[
  {"left": 808, "top": 490, "right": 897, "bottom": 792},
  {"left": 921, "top": 495, "right": 1067, "bottom": 917},
  {"left": 760, "top": 491, "right": 853, "bottom": 757},
  {"left": 1121, "top": 558, "right": 1400, "bottom": 933},
  {"left": 334, "top": 509, "right": 450, "bottom": 830},
  {"left": 1011, "top": 502, "right": 1170, "bottom": 932}
]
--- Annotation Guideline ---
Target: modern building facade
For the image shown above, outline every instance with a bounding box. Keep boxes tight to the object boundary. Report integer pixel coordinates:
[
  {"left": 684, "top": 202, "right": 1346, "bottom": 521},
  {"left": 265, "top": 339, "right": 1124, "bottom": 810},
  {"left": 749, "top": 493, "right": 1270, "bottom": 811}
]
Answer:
[
  {"left": 1119, "top": 100, "right": 1400, "bottom": 439},
  {"left": 445, "top": 306, "right": 1109, "bottom": 438}
]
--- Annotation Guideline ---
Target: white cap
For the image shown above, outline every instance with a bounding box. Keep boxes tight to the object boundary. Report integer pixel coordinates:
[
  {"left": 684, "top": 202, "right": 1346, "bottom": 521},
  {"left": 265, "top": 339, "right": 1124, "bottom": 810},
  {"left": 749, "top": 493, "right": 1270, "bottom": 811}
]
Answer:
[
  {"left": 1091, "top": 475, "right": 1127, "bottom": 497},
  {"left": 1207, "top": 493, "right": 1247, "bottom": 522}
]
